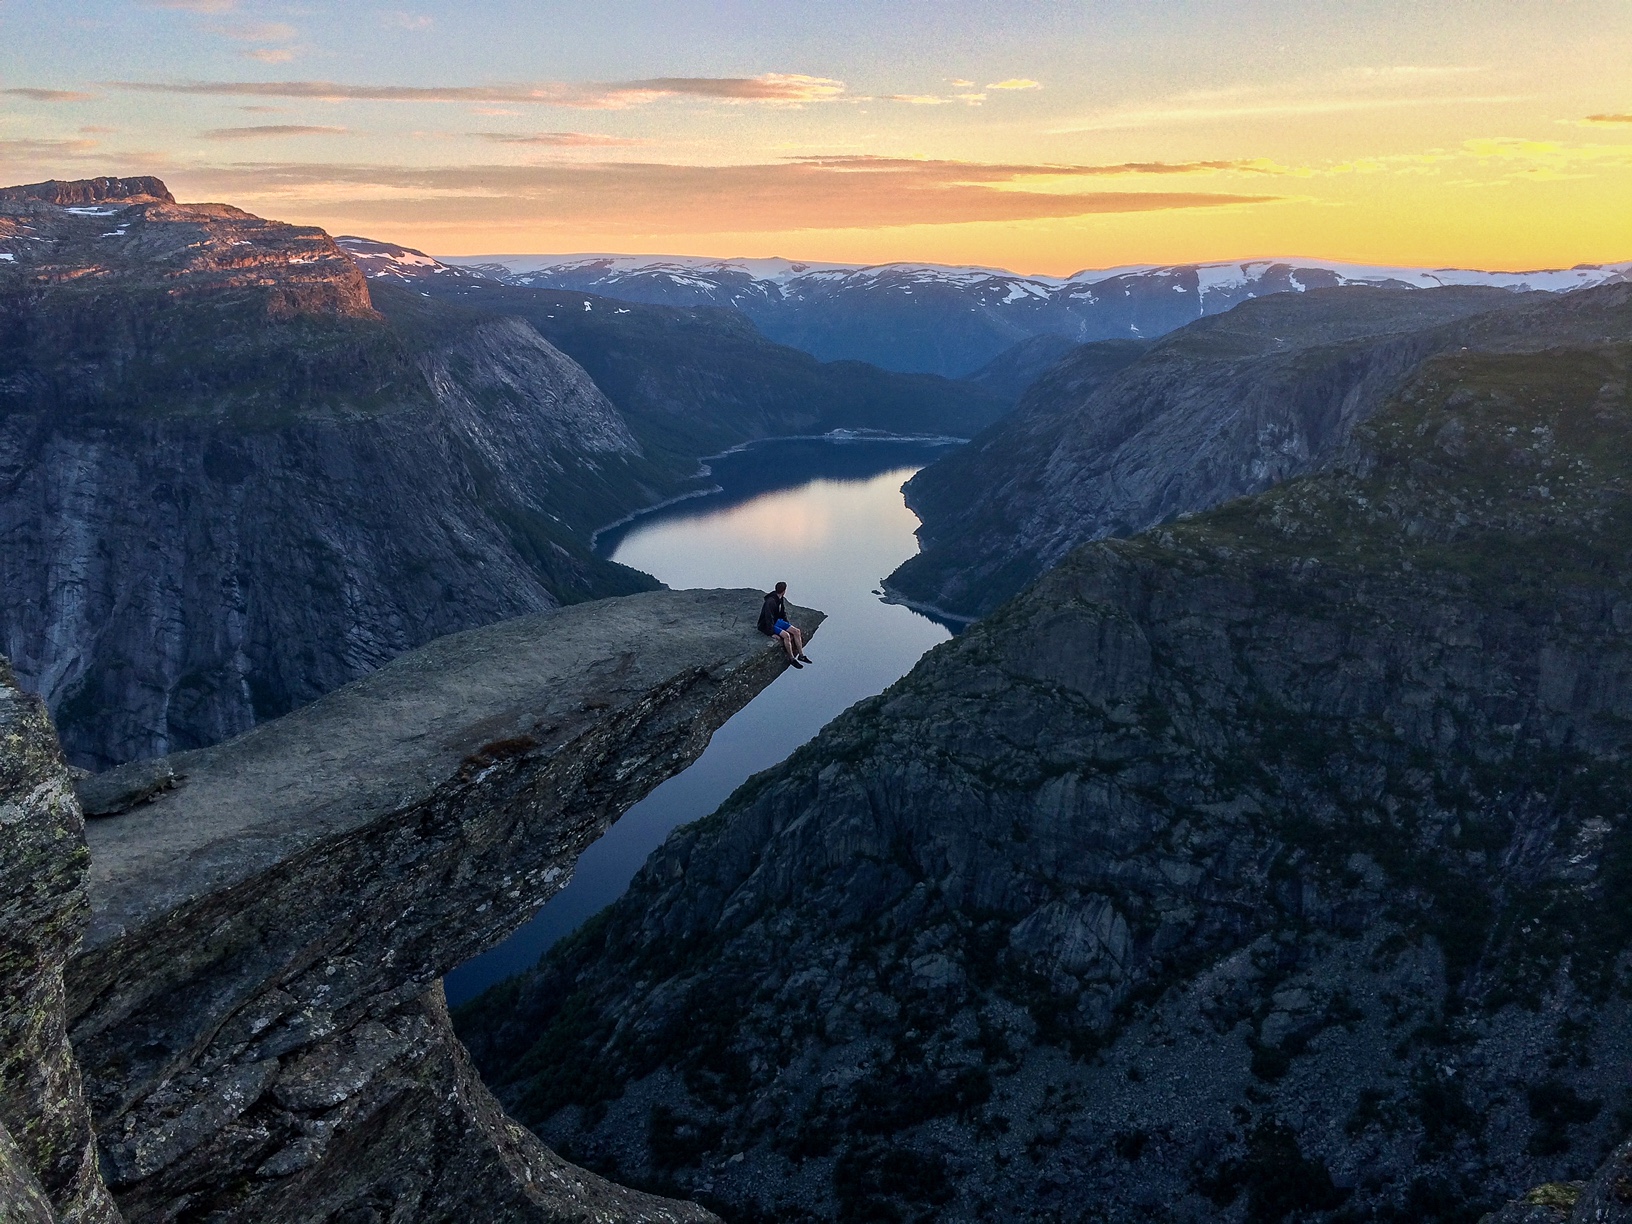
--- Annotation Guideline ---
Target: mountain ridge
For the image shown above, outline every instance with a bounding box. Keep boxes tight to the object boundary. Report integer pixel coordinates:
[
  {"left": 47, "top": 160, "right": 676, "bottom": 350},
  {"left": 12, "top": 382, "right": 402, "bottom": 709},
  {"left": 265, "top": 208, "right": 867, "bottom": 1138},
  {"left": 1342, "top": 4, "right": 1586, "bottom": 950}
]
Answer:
[
  {"left": 454, "top": 288, "right": 1632, "bottom": 1224},
  {"left": 886, "top": 282, "right": 1632, "bottom": 619},
  {"left": 407, "top": 246, "right": 1631, "bottom": 377}
]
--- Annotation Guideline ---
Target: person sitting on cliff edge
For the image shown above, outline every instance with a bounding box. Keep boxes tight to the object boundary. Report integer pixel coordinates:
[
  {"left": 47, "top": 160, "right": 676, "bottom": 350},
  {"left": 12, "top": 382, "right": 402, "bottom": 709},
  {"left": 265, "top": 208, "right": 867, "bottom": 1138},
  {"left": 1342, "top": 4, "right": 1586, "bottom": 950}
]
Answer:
[{"left": 758, "top": 581, "right": 812, "bottom": 669}]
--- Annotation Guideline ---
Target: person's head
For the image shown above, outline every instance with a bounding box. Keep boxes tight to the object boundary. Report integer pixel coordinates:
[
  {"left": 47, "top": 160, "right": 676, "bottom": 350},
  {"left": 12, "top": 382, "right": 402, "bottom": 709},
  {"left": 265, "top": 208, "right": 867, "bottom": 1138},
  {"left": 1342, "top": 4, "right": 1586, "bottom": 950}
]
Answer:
[{"left": 775, "top": 581, "right": 787, "bottom": 594}]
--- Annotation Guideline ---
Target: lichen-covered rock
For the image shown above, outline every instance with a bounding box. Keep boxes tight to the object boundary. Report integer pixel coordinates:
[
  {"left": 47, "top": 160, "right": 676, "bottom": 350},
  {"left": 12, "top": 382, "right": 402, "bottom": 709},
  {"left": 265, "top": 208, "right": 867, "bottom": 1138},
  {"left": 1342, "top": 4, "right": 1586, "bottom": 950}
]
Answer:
[
  {"left": 68, "top": 589, "right": 819, "bottom": 1222},
  {"left": 1572, "top": 1136, "right": 1632, "bottom": 1223},
  {"left": 459, "top": 309, "right": 1632, "bottom": 1221},
  {"left": 0, "top": 1119, "right": 58, "bottom": 1224},
  {"left": 0, "top": 658, "right": 121, "bottom": 1223},
  {"left": 1486, "top": 1136, "right": 1632, "bottom": 1224}
]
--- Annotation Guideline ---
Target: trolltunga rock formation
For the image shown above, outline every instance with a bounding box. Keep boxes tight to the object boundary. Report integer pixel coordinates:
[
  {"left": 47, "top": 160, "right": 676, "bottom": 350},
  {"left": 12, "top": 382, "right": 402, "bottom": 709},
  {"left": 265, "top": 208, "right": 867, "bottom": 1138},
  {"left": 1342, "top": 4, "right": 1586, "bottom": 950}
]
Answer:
[{"left": 53, "top": 587, "right": 817, "bottom": 1222}]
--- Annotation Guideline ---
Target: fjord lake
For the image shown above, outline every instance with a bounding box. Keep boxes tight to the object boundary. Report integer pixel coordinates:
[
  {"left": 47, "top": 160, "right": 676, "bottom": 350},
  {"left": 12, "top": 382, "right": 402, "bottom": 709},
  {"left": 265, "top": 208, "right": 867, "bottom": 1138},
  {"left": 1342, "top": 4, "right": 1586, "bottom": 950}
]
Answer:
[{"left": 444, "top": 435, "right": 959, "bottom": 1002}]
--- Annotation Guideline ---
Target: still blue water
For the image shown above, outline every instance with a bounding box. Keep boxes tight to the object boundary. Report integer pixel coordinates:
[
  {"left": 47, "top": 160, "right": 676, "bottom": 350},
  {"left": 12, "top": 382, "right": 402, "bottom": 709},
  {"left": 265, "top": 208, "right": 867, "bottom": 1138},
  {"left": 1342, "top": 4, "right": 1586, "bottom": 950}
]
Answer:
[{"left": 443, "top": 437, "right": 958, "bottom": 1004}]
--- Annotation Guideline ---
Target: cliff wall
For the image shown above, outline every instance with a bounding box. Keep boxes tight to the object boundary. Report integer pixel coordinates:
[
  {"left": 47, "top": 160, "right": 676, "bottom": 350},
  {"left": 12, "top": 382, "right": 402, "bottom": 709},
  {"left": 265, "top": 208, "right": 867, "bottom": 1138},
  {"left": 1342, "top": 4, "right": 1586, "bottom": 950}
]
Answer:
[
  {"left": 0, "top": 179, "right": 671, "bottom": 769},
  {"left": 57, "top": 588, "right": 817, "bottom": 1221},
  {"left": 888, "top": 284, "right": 1632, "bottom": 619},
  {"left": 0, "top": 660, "right": 121, "bottom": 1223},
  {"left": 459, "top": 328, "right": 1632, "bottom": 1222}
]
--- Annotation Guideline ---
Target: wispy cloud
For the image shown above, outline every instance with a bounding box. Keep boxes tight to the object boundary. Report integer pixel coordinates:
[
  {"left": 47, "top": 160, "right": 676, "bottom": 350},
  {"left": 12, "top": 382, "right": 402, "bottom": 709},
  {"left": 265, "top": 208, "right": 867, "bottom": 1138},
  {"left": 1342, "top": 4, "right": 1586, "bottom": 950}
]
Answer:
[
  {"left": 0, "top": 136, "right": 99, "bottom": 158},
  {"left": 382, "top": 12, "right": 433, "bottom": 30},
  {"left": 246, "top": 49, "right": 298, "bottom": 63},
  {"left": 1, "top": 88, "right": 96, "bottom": 102},
  {"left": 112, "top": 74, "right": 848, "bottom": 109},
  {"left": 1584, "top": 113, "right": 1632, "bottom": 124},
  {"left": 214, "top": 21, "right": 298, "bottom": 41},
  {"left": 201, "top": 124, "right": 349, "bottom": 139},
  {"left": 473, "top": 131, "right": 644, "bottom": 147},
  {"left": 1056, "top": 65, "right": 1512, "bottom": 133},
  {"left": 1059, "top": 92, "right": 1527, "bottom": 132},
  {"left": 787, "top": 154, "right": 1291, "bottom": 178},
  {"left": 177, "top": 156, "right": 1279, "bottom": 235},
  {"left": 987, "top": 79, "right": 1042, "bottom": 91},
  {"left": 144, "top": 0, "right": 236, "bottom": 10},
  {"left": 1460, "top": 135, "right": 1632, "bottom": 180}
]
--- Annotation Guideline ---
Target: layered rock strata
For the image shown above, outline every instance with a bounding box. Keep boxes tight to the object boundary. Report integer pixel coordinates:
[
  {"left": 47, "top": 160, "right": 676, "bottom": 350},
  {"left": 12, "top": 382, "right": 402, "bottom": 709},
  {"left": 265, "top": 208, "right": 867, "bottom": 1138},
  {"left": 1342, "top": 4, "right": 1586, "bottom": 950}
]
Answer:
[
  {"left": 65, "top": 589, "right": 818, "bottom": 1222},
  {"left": 459, "top": 326, "right": 1632, "bottom": 1220},
  {"left": 0, "top": 660, "right": 121, "bottom": 1223},
  {"left": 0, "top": 175, "right": 369, "bottom": 317}
]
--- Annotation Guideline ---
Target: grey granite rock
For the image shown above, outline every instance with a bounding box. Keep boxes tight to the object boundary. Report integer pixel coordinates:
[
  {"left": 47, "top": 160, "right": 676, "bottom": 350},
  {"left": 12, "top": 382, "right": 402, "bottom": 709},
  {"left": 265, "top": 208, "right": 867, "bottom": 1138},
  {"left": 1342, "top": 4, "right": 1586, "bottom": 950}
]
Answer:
[
  {"left": 0, "top": 659, "right": 122, "bottom": 1223},
  {"left": 65, "top": 588, "right": 819, "bottom": 1222},
  {"left": 0, "top": 1119, "right": 58, "bottom": 1224},
  {"left": 1570, "top": 1136, "right": 1632, "bottom": 1223}
]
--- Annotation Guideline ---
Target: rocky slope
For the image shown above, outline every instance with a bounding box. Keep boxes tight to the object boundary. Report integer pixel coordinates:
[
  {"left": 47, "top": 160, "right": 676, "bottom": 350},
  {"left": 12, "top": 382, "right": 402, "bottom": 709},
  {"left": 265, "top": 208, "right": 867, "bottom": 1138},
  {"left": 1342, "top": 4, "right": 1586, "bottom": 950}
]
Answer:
[
  {"left": 0, "top": 178, "right": 686, "bottom": 769},
  {"left": 0, "top": 660, "right": 120, "bottom": 1223},
  {"left": 456, "top": 319, "right": 1632, "bottom": 1222},
  {"left": 962, "top": 334, "right": 1110, "bottom": 405},
  {"left": 440, "top": 252, "right": 1632, "bottom": 377},
  {"left": 887, "top": 284, "right": 1632, "bottom": 620},
  {"left": 59, "top": 588, "right": 816, "bottom": 1222},
  {"left": 336, "top": 253, "right": 1009, "bottom": 450}
]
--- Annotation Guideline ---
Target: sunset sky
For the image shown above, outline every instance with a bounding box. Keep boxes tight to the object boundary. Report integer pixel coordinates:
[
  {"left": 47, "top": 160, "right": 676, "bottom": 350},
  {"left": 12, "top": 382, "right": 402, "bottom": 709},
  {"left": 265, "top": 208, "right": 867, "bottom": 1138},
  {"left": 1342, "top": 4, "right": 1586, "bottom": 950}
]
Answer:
[{"left": 2, "top": 1, "right": 1629, "bottom": 274}]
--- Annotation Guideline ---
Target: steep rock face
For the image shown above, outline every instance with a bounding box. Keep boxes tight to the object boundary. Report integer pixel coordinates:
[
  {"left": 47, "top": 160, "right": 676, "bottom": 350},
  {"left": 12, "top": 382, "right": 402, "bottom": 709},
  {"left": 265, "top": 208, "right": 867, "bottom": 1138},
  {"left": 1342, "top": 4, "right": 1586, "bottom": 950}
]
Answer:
[
  {"left": 961, "top": 333, "right": 1124, "bottom": 405},
  {"left": 890, "top": 284, "right": 1579, "bottom": 619},
  {"left": 458, "top": 337, "right": 1632, "bottom": 1222},
  {"left": 65, "top": 589, "right": 818, "bottom": 1222},
  {"left": 0, "top": 302, "right": 659, "bottom": 769},
  {"left": 0, "top": 177, "right": 172, "bottom": 207},
  {"left": 409, "top": 281, "right": 1010, "bottom": 448},
  {"left": 0, "top": 179, "right": 672, "bottom": 769},
  {"left": 0, "top": 659, "right": 121, "bottom": 1223}
]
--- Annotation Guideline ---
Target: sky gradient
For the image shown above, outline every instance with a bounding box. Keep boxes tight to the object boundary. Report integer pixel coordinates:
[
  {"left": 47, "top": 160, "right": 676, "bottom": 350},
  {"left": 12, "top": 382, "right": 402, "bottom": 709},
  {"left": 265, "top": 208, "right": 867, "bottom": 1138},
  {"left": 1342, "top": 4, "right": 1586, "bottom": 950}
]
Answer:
[{"left": 2, "top": 1, "right": 1629, "bottom": 273}]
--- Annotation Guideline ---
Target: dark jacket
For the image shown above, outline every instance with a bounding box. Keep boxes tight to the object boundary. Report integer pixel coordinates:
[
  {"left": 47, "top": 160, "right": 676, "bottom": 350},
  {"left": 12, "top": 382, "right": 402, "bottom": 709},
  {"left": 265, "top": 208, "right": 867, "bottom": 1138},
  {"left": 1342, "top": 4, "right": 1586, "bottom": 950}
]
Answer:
[{"left": 758, "top": 591, "right": 786, "bottom": 636}]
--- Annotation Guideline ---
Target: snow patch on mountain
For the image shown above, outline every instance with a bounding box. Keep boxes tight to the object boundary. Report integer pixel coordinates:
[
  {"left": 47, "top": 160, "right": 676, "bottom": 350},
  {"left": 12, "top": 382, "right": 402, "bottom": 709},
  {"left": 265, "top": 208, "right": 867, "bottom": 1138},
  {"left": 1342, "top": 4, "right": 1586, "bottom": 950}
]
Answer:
[{"left": 337, "top": 236, "right": 1632, "bottom": 377}]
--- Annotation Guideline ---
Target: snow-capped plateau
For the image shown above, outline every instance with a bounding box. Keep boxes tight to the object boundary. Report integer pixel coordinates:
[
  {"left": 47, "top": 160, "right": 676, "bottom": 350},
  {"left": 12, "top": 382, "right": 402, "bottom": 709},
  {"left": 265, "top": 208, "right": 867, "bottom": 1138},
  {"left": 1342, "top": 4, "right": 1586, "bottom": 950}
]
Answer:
[
  {"left": 339, "top": 239, "right": 1632, "bottom": 378},
  {"left": 335, "top": 236, "right": 491, "bottom": 282}
]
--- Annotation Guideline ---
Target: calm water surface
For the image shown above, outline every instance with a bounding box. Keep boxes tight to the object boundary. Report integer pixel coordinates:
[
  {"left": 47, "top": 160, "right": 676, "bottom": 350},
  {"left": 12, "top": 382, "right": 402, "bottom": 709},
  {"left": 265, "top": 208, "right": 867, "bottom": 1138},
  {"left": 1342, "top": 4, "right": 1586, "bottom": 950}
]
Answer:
[{"left": 444, "top": 438, "right": 957, "bottom": 1003}]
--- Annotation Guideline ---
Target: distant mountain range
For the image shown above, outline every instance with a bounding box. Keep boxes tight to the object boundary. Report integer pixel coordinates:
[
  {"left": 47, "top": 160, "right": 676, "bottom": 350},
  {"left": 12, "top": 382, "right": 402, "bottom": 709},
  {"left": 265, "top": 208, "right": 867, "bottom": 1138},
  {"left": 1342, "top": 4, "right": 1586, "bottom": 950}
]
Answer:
[{"left": 339, "top": 237, "right": 1632, "bottom": 378}]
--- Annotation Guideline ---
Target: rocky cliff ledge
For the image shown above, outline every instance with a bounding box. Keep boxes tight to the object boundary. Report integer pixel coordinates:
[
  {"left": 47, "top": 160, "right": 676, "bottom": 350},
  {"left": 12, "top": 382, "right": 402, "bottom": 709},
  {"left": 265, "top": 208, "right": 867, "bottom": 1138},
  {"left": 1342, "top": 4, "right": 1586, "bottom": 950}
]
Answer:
[
  {"left": 27, "top": 588, "right": 818, "bottom": 1222},
  {"left": 0, "top": 661, "right": 120, "bottom": 1223}
]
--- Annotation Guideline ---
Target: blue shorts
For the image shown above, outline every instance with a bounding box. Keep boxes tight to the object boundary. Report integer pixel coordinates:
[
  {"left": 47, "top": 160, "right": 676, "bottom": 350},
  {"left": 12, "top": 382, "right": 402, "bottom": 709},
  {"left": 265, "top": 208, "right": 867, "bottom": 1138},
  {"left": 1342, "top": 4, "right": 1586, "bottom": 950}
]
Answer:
[{"left": 773, "top": 619, "right": 791, "bottom": 634}]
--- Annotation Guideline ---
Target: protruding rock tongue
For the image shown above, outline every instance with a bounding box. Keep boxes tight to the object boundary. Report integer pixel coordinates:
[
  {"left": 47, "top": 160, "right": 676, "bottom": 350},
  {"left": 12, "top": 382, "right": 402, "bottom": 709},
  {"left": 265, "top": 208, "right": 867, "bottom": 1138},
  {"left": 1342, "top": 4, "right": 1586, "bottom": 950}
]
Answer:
[{"left": 0, "top": 176, "right": 175, "bottom": 206}]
